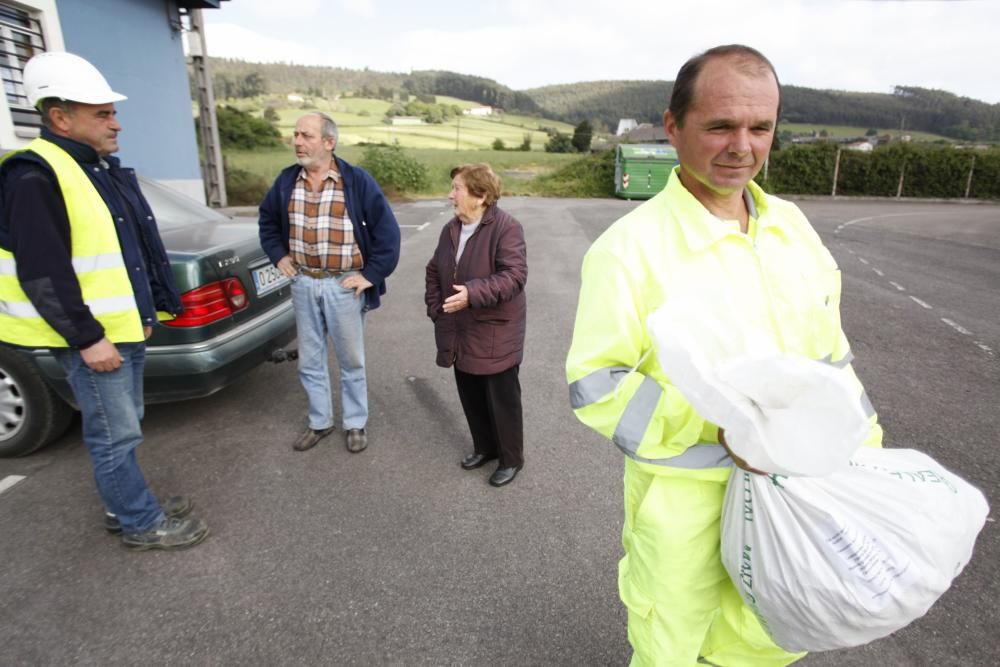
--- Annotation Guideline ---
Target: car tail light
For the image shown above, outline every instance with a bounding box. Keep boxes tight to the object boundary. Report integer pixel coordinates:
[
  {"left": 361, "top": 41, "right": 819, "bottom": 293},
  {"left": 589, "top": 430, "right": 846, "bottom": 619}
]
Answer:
[{"left": 164, "top": 278, "right": 249, "bottom": 327}]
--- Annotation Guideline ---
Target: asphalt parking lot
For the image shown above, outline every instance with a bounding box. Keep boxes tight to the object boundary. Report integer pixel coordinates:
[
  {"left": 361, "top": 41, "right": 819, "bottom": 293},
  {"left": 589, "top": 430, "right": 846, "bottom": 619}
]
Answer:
[{"left": 1, "top": 196, "right": 997, "bottom": 666}]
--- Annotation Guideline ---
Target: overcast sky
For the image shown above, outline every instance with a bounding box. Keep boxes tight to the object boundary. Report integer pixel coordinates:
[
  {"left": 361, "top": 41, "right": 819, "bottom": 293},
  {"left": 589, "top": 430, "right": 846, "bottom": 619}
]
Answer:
[{"left": 201, "top": 0, "right": 1000, "bottom": 104}]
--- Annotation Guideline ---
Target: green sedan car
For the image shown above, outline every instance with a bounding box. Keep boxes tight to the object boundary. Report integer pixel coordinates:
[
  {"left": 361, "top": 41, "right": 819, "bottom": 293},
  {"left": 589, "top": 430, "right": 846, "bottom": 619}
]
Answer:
[{"left": 0, "top": 177, "right": 296, "bottom": 457}]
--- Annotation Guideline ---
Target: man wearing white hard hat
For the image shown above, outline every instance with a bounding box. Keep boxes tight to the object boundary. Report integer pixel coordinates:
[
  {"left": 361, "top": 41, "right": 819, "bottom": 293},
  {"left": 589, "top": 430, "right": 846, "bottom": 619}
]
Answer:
[{"left": 0, "top": 52, "right": 209, "bottom": 550}]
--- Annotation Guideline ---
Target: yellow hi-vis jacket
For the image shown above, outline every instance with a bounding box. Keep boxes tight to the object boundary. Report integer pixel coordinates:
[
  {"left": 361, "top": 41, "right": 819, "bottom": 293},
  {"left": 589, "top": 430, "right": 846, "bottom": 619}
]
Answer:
[
  {"left": 0, "top": 138, "right": 143, "bottom": 347},
  {"left": 566, "top": 168, "right": 882, "bottom": 481}
]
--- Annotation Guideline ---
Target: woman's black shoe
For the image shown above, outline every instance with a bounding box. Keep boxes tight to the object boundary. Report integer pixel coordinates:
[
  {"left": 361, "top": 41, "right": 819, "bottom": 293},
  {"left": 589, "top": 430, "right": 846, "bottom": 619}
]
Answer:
[
  {"left": 460, "top": 453, "right": 496, "bottom": 470},
  {"left": 489, "top": 464, "right": 523, "bottom": 487}
]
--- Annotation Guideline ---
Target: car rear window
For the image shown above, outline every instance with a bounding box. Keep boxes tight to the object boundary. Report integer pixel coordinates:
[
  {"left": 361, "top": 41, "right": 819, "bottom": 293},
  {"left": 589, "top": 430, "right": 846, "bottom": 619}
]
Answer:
[{"left": 138, "top": 177, "right": 232, "bottom": 230}]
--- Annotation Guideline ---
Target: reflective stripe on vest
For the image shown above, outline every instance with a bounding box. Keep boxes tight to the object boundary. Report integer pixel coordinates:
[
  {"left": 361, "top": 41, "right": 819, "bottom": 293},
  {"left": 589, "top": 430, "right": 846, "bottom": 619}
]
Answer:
[
  {"left": 568, "top": 350, "right": 872, "bottom": 469},
  {"left": 0, "top": 138, "right": 142, "bottom": 347}
]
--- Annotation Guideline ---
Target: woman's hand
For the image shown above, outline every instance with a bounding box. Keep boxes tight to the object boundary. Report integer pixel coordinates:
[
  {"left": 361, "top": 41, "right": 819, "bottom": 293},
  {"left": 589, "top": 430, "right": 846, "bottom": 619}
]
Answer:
[{"left": 442, "top": 284, "right": 469, "bottom": 313}]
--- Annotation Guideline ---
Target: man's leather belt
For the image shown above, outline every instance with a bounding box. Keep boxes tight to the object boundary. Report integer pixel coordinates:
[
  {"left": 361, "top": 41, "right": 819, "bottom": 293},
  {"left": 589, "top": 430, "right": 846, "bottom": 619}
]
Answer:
[{"left": 297, "top": 266, "right": 347, "bottom": 278}]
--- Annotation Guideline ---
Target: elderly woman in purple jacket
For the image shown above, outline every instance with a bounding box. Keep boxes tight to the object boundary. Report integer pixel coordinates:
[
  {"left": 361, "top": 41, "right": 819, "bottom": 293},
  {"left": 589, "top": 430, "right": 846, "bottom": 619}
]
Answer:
[{"left": 425, "top": 164, "right": 528, "bottom": 487}]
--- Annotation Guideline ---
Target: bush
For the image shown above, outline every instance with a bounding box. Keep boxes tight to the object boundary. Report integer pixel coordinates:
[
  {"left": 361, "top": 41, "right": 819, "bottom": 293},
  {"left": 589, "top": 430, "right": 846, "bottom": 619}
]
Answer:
[
  {"left": 225, "top": 167, "right": 270, "bottom": 206},
  {"left": 531, "top": 150, "right": 615, "bottom": 197},
  {"left": 492, "top": 138, "right": 506, "bottom": 151},
  {"left": 518, "top": 133, "right": 532, "bottom": 151},
  {"left": 571, "top": 120, "right": 593, "bottom": 153},
  {"left": 545, "top": 133, "right": 574, "bottom": 153},
  {"left": 359, "top": 143, "right": 430, "bottom": 193},
  {"left": 213, "top": 105, "right": 282, "bottom": 150}
]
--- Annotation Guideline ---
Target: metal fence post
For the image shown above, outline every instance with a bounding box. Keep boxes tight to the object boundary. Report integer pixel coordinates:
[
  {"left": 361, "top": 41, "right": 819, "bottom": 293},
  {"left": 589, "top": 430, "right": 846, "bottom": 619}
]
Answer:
[
  {"left": 832, "top": 148, "right": 841, "bottom": 197},
  {"left": 964, "top": 155, "right": 976, "bottom": 199}
]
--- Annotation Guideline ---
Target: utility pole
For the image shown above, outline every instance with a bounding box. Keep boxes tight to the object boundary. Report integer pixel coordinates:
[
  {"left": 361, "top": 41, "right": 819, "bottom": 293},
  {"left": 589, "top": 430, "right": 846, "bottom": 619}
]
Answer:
[{"left": 188, "top": 8, "right": 226, "bottom": 207}]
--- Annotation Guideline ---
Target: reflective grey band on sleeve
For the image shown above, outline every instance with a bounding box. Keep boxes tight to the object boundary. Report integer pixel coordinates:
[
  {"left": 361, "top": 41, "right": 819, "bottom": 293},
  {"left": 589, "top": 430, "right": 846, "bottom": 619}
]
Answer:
[
  {"left": 819, "top": 350, "right": 854, "bottom": 369},
  {"left": 616, "top": 440, "right": 733, "bottom": 469},
  {"left": 860, "top": 390, "right": 875, "bottom": 418},
  {"left": 568, "top": 365, "right": 631, "bottom": 409},
  {"left": 612, "top": 374, "right": 662, "bottom": 454}
]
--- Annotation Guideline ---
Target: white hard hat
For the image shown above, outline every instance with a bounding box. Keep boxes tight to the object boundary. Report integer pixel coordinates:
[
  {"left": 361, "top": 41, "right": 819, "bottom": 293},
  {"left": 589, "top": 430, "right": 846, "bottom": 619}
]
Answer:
[{"left": 23, "top": 51, "right": 127, "bottom": 107}]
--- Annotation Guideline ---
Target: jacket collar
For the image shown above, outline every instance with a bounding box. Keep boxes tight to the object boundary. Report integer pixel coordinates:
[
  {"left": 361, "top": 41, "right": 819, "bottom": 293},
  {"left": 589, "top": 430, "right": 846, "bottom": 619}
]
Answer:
[
  {"left": 40, "top": 127, "right": 102, "bottom": 166},
  {"left": 662, "top": 166, "right": 783, "bottom": 253},
  {"left": 452, "top": 203, "right": 498, "bottom": 228}
]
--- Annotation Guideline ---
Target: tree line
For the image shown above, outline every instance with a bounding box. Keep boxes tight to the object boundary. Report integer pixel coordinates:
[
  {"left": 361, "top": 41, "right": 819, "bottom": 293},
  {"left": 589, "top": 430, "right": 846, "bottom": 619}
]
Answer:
[{"left": 200, "top": 58, "right": 1000, "bottom": 142}]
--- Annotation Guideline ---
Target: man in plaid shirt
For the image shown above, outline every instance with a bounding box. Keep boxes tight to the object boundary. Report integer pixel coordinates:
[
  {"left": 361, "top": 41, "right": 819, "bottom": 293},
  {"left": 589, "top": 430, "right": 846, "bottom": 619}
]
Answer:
[{"left": 259, "top": 113, "right": 400, "bottom": 453}]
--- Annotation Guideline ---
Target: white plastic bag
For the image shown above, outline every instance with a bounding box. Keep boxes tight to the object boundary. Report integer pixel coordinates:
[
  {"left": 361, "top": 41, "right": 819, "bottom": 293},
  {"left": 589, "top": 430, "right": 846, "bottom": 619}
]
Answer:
[
  {"left": 648, "top": 304, "right": 870, "bottom": 476},
  {"left": 721, "top": 447, "right": 989, "bottom": 652}
]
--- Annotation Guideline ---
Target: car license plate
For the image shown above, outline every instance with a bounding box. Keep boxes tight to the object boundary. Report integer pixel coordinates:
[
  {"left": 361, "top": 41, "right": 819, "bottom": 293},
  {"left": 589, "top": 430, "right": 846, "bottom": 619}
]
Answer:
[{"left": 251, "top": 263, "right": 290, "bottom": 296}]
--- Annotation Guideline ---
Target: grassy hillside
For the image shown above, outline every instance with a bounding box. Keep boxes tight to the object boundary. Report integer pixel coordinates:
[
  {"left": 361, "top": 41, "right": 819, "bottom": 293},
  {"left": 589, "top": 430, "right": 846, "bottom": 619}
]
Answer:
[{"left": 233, "top": 97, "right": 575, "bottom": 151}]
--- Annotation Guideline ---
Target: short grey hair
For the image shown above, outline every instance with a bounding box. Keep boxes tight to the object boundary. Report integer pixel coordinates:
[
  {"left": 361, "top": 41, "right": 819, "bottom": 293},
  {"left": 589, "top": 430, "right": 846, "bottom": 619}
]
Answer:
[
  {"left": 38, "top": 98, "right": 74, "bottom": 129},
  {"left": 313, "top": 112, "right": 339, "bottom": 145}
]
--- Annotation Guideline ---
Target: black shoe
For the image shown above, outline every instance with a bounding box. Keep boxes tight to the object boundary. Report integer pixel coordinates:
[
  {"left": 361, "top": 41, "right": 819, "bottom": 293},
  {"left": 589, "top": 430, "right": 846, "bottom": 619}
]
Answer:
[
  {"left": 461, "top": 453, "right": 497, "bottom": 470},
  {"left": 293, "top": 426, "right": 334, "bottom": 451},
  {"left": 489, "top": 464, "right": 523, "bottom": 487},
  {"left": 346, "top": 428, "right": 368, "bottom": 453},
  {"left": 122, "top": 516, "right": 210, "bottom": 551},
  {"left": 104, "top": 495, "right": 194, "bottom": 534}
]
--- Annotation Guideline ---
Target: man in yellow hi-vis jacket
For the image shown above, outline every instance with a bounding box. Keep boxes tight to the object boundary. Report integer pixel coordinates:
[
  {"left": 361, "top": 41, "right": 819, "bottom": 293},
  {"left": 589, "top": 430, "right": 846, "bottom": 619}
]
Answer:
[
  {"left": 0, "top": 53, "right": 207, "bottom": 550},
  {"left": 566, "top": 45, "right": 883, "bottom": 666}
]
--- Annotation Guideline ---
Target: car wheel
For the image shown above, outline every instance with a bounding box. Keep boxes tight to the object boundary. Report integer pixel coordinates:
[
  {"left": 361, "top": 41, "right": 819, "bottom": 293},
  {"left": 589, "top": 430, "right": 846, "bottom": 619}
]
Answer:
[{"left": 0, "top": 346, "right": 74, "bottom": 457}]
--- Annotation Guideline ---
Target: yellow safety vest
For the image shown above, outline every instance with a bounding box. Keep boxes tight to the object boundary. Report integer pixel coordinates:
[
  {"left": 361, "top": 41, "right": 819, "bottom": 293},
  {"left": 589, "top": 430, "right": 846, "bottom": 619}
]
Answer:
[
  {"left": 0, "top": 138, "right": 143, "bottom": 347},
  {"left": 566, "top": 167, "right": 882, "bottom": 481}
]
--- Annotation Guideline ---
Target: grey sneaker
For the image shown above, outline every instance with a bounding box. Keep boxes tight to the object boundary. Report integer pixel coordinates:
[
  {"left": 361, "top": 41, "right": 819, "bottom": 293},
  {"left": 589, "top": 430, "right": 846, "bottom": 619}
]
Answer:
[
  {"left": 122, "top": 516, "right": 209, "bottom": 551},
  {"left": 104, "top": 495, "right": 194, "bottom": 534},
  {"left": 346, "top": 428, "right": 367, "bottom": 453}
]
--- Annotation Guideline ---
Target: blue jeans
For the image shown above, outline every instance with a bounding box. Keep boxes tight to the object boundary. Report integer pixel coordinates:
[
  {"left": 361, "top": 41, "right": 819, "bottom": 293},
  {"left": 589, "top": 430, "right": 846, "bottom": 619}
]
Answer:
[
  {"left": 54, "top": 343, "right": 164, "bottom": 534},
  {"left": 291, "top": 273, "right": 368, "bottom": 430}
]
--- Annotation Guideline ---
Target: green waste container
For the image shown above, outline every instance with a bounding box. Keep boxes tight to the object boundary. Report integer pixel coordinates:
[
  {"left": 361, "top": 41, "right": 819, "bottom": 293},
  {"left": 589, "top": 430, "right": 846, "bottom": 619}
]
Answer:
[{"left": 614, "top": 144, "right": 678, "bottom": 200}]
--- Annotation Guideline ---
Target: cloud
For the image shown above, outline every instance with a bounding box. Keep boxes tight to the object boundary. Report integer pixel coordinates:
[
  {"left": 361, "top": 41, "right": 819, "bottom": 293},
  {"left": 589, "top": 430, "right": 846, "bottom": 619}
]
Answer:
[
  {"left": 233, "top": 0, "right": 324, "bottom": 19},
  {"left": 201, "top": 0, "right": 1000, "bottom": 103},
  {"left": 343, "top": 0, "right": 377, "bottom": 19},
  {"left": 203, "top": 23, "right": 329, "bottom": 65}
]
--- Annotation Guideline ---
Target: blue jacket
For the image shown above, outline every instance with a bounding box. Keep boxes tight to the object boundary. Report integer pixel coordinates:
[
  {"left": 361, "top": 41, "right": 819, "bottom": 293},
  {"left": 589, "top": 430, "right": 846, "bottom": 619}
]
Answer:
[
  {"left": 258, "top": 156, "right": 400, "bottom": 311},
  {"left": 0, "top": 129, "right": 181, "bottom": 348}
]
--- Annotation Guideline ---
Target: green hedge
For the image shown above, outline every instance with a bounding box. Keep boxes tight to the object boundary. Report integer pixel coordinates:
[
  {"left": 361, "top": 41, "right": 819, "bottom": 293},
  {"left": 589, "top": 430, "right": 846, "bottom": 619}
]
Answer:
[{"left": 758, "top": 142, "right": 1000, "bottom": 199}]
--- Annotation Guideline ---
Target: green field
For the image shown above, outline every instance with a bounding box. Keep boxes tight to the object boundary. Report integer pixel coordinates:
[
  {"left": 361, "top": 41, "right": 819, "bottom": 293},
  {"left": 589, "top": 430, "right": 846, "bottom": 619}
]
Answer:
[
  {"left": 226, "top": 146, "right": 580, "bottom": 196},
  {"left": 251, "top": 97, "right": 576, "bottom": 151},
  {"left": 781, "top": 122, "right": 953, "bottom": 143}
]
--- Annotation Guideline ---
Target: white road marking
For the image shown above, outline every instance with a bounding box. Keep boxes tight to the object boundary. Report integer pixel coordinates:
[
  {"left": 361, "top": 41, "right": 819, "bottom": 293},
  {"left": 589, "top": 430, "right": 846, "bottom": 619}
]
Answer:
[
  {"left": 872, "top": 268, "right": 884, "bottom": 277},
  {"left": 417, "top": 222, "right": 430, "bottom": 231},
  {"left": 909, "top": 296, "right": 933, "bottom": 309},
  {"left": 834, "top": 212, "right": 917, "bottom": 234},
  {"left": 889, "top": 281, "right": 906, "bottom": 292},
  {"left": 974, "top": 342, "right": 995, "bottom": 355},
  {"left": 941, "top": 318, "right": 973, "bottom": 336},
  {"left": 858, "top": 257, "right": 869, "bottom": 265},
  {"left": 0, "top": 475, "right": 26, "bottom": 495}
]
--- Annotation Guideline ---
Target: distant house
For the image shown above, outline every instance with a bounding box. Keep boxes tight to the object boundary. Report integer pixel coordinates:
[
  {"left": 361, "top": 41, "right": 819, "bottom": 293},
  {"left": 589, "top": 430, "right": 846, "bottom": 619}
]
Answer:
[
  {"left": 623, "top": 123, "right": 668, "bottom": 144},
  {"left": 286, "top": 93, "right": 304, "bottom": 103},
  {"left": 384, "top": 116, "right": 424, "bottom": 126},
  {"left": 0, "top": 0, "right": 229, "bottom": 203},
  {"left": 463, "top": 106, "right": 493, "bottom": 116},
  {"left": 616, "top": 118, "right": 638, "bottom": 136},
  {"left": 844, "top": 140, "right": 874, "bottom": 152}
]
